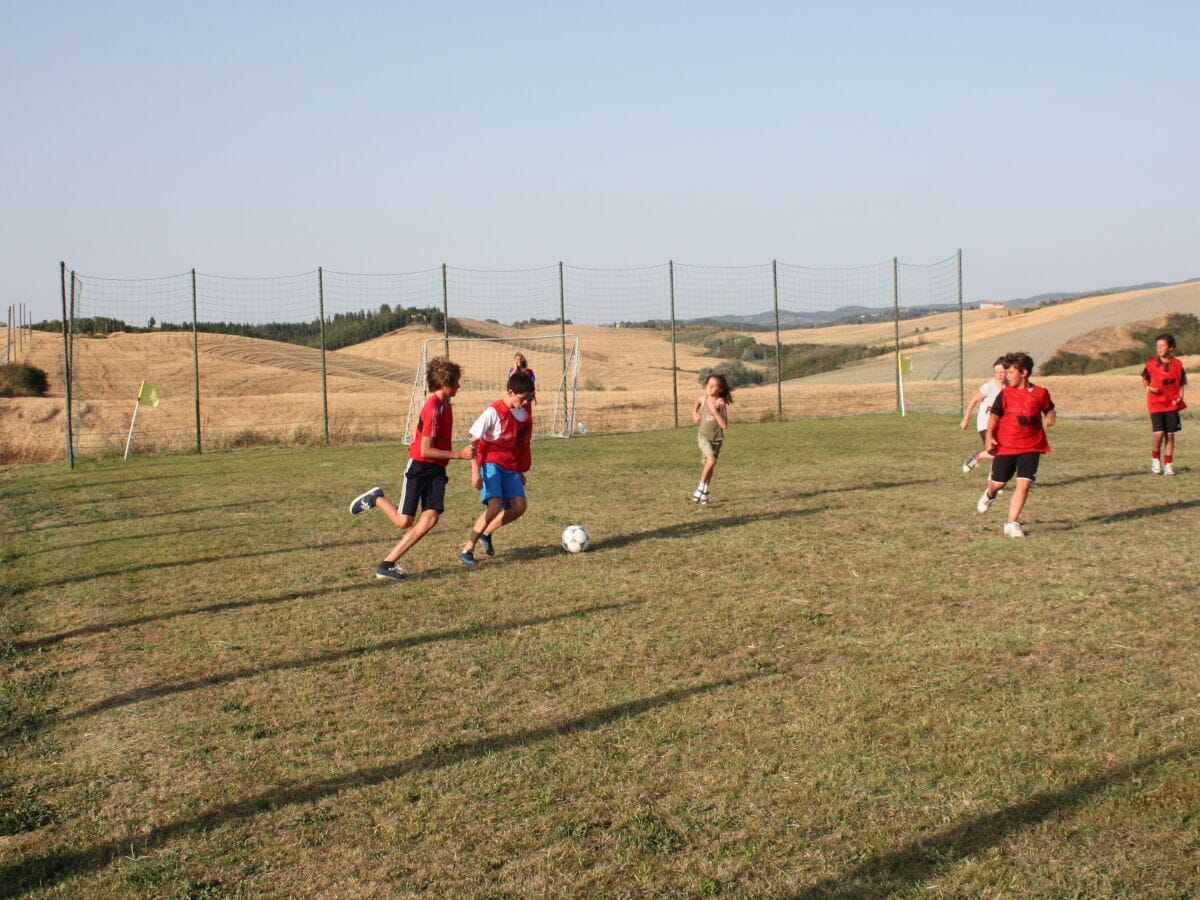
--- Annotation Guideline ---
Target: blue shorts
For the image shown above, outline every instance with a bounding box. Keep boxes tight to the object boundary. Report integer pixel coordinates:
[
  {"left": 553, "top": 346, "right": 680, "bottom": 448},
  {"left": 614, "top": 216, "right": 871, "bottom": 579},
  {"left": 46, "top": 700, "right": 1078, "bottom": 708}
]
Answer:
[{"left": 480, "top": 462, "right": 525, "bottom": 508}]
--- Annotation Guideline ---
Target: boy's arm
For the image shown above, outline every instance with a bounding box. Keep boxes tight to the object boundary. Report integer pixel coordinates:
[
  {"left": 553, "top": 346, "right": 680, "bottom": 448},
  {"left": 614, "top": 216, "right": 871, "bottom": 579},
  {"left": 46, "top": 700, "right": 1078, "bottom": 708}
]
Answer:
[
  {"left": 419, "top": 435, "right": 473, "bottom": 461},
  {"left": 961, "top": 391, "right": 984, "bottom": 428},
  {"left": 985, "top": 412, "right": 1000, "bottom": 454},
  {"left": 1043, "top": 408, "right": 1056, "bottom": 427},
  {"left": 692, "top": 395, "right": 704, "bottom": 423}
]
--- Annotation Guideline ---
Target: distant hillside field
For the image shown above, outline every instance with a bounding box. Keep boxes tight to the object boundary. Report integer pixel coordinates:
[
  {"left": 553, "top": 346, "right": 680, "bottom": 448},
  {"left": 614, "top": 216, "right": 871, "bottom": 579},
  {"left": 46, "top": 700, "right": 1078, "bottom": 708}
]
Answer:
[{"left": 3, "top": 280, "right": 1198, "bottom": 465}]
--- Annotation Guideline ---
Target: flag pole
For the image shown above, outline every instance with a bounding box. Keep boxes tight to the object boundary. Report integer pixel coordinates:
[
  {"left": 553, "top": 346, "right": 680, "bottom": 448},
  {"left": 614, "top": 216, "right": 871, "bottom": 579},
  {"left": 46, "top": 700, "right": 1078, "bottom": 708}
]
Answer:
[
  {"left": 898, "top": 356, "right": 907, "bottom": 417},
  {"left": 124, "top": 398, "right": 142, "bottom": 459}
]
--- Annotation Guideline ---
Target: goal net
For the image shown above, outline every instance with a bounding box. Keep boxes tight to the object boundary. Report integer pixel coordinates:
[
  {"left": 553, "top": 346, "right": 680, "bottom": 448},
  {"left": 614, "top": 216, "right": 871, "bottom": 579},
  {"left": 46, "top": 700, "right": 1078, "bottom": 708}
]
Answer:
[{"left": 404, "top": 335, "right": 580, "bottom": 444}]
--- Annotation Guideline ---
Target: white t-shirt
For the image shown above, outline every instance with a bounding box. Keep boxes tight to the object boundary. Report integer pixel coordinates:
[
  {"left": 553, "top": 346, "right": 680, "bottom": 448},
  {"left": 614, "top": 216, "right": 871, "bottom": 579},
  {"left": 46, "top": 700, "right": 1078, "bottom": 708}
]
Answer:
[
  {"left": 976, "top": 380, "right": 1003, "bottom": 432},
  {"left": 469, "top": 404, "right": 530, "bottom": 442}
]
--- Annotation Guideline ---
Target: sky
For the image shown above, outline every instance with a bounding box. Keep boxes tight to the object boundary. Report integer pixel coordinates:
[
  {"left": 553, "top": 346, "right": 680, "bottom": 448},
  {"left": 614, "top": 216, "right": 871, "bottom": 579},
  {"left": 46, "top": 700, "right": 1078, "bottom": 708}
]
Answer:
[{"left": 3, "top": 0, "right": 1199, "bottom": 322}]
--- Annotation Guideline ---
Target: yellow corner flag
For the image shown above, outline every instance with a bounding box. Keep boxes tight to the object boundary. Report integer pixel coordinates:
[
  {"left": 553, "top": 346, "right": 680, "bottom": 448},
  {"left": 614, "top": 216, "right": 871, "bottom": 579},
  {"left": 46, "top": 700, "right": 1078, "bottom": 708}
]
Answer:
[
  {"left": 137, "top": 381, "right": 160, "bottom": 407},
  {"left": 897, "top": 355, "right": 912, "bottom": 375}
]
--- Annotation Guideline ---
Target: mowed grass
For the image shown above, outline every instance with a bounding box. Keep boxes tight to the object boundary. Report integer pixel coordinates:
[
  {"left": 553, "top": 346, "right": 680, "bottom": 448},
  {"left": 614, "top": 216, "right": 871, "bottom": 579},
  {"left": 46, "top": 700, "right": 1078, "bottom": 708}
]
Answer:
[{"left": 2, "top": 415, "right": 1198, "bottom": 897}]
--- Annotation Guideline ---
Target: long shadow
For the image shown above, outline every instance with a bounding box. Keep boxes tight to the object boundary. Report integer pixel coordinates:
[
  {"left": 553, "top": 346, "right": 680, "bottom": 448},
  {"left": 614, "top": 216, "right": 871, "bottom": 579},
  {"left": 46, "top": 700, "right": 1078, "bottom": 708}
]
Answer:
[
  {"left": 1034, "top": 469, "right": 1147, "bottom": 490},
  {"left": 15, "top": 582, "right": 363, "bottom": 651},
  {"left": 13, "top": 522, "right": 236, "bottom": 559},
  {"left": 791, "top": 746, "right": 1194, "bottom": 899},
  {"left": 1038, "top": 497, "right": 1200, "bottom": 531},
  {"left": 500, "top": 501, "right": 842, "bottom": 564},
  {"left": 0, "top": 466, "right": 246, "bottom": 500},
  {"left": 8, "top": 537, "right": 371, "bottom": 596},
  {"left": 0, "top": 671, "right": 761, "bottom": 897},
  {"left": 40, "top": 600, "right": 644, "bottom": 729},
  {"left": 12, "top": 499, "right": 276, "bottom": 534}
]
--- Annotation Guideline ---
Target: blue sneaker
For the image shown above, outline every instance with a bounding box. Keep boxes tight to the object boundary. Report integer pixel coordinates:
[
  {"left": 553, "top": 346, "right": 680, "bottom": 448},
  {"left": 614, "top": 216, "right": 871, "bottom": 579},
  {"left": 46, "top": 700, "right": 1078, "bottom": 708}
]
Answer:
[
  {"left": 376, "top": 563, "right": 406, "bottom": 582},
  {"left": 479, "top": 532, "right": 494, "bottom": 556},
  {"left": 350, "top": 487, "right": 383, "bottom": 515},
  {"left": 457, "top": 549, "right": 477, "bottom": 566}
]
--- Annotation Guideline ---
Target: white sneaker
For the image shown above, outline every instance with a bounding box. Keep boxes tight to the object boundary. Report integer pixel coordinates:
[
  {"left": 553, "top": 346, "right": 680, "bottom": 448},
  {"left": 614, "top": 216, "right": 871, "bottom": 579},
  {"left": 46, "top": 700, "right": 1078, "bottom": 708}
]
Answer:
[
  {"left": 1003, "top": 521, "right": 1025, "bottom": 538},
  {"left": 962, "top": 453, "right": 978, "bottom": 474},
  {"left": 1164, "top": 462, "right": 1176, "bottom": 476},
  {"left": 1151, "top": 459, "right": 1162, "bottom": 474},
  {"left": 976, "top": 488, "right": 1000, "bottom": 513}
]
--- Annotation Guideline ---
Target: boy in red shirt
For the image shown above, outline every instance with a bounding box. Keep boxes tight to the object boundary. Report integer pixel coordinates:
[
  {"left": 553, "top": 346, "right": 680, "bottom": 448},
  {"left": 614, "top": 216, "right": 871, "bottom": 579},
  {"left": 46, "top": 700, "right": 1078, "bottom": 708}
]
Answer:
[
  {"left": 349, "top": 358, "right": 474, "bottom": 581},
  {"left": 976, "top": 352, "right": 1056, "bottom": 538},
  {"left": 458, "top": 370, "right": 535, "bottom": 565},
  {"left": 1141, "top": 332, "right": 1187, "bottom": 476}
]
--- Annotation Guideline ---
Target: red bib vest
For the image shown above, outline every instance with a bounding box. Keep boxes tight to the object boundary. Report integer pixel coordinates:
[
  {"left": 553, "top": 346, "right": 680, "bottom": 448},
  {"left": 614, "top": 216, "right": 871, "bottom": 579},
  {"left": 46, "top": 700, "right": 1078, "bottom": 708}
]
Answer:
[{"left": 477, "top": 400, "right": 532, "bottom": 473}]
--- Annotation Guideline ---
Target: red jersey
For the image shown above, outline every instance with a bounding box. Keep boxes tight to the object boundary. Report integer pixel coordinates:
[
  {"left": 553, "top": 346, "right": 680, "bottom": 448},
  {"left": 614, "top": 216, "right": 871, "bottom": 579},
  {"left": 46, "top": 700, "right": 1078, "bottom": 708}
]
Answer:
[
  {"left": 410, "top": 394, "right": 453, "bottom": 467},
  {"left": 476, "top": 400, "right": 532, "bottom": 473},
  {"left": 992, "top": 384, "right": 1053, "bottom": 454},
  {"left": 1141, "top": 356, "right": 1187, "bottom": 413}
]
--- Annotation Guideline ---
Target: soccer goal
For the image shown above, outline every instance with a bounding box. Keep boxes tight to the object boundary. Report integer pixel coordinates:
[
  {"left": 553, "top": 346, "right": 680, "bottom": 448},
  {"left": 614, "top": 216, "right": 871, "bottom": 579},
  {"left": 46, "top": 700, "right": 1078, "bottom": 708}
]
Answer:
[{"left": 403, "top": 334, "right": 580, "bottom": 444}]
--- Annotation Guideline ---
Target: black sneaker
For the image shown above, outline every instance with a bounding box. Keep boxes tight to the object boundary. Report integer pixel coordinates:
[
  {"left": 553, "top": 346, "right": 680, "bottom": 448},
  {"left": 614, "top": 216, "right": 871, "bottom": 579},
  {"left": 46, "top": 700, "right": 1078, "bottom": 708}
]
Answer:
[
  {"left": 376, "top": 563, "right": 406, "bottom": 582},
  {"left": 457, "top": 549, "right": 477, "bottom": 566},
  {"left": 479, "top": 532, "right": 494, "bottom": 556},
  {"left": 350, "top": 487, "right": 383, "bottom": 515}
]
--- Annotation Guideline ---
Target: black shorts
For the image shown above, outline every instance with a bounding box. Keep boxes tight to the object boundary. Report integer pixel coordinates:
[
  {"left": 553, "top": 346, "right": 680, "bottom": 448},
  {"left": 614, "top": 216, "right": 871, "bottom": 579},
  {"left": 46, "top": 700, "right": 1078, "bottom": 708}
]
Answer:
[
  {"left": 399, "top": 459, "right": 449, "bottom": 516},
  {"left": 990, "top": 452, "right": 1042, "bottom": 484},
  {"left": 1150, "top": 411, "right": 1182, "bottom": 434}
]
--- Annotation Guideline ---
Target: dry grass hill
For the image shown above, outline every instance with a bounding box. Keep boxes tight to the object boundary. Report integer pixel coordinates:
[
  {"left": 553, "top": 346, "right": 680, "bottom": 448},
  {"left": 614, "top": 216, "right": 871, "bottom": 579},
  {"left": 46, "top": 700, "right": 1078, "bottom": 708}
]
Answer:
[{"left": 3, "top": 280, "right": 1198, "bottom": 465}]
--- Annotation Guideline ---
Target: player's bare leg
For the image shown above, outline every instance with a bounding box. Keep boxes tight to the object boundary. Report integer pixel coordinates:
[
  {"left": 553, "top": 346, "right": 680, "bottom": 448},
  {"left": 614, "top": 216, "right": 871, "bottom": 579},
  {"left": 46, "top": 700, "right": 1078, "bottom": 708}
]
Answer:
[{"left": 384, "top": 508, "right": 439, "bottom": 564}]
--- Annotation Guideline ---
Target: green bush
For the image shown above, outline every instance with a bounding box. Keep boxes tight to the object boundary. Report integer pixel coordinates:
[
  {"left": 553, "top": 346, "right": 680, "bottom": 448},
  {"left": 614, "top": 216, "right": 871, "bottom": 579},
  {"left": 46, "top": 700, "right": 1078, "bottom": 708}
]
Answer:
[
  {"left": 0, "top": 364, "right": 49, "bottom": 397},
  {"left": 1041, "top": 313, "right": 1200, "bottom": 375}
]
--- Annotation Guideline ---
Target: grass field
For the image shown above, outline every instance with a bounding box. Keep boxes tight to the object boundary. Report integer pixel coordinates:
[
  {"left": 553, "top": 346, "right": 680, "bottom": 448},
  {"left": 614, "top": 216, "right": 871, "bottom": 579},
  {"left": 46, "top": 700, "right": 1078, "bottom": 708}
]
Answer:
[{"left": 2, "top": 415, "right": 1199, "bottom": 897}]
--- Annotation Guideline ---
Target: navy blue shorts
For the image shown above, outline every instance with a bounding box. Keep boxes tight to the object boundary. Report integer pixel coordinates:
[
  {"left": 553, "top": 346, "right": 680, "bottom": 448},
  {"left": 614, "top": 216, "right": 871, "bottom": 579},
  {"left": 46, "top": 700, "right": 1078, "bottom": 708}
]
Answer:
[{"left": 399, "top": 459, "right": 449, "bottom": 516}]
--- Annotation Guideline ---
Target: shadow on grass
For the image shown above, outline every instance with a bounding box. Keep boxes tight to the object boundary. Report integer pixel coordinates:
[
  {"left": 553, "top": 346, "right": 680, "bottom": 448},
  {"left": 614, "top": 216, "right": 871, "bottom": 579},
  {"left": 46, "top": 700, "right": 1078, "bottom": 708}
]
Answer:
[
  {"left": 0, "top": 671, "right": 760, "bottom": 897},
  {"left": 41, "top": 600, "right": 643, "bottom": 728},
  {"left": 12, "top": 522, "right": 236, "bottom": 559},
  {"left": 14, "top": 582, "right": 364, "bottom": 651},
  {"left": 14, "top": 499, "right": 276, "bottom": 534},
  {"left": 1039, "top": 497, "right": 1200, "bottom": 531},
  {"left": 791, "top": 746, "right": 1194, "bottom": 899},
  {"left": 8, "top": 537, "right": 370, "bottom": 596}
]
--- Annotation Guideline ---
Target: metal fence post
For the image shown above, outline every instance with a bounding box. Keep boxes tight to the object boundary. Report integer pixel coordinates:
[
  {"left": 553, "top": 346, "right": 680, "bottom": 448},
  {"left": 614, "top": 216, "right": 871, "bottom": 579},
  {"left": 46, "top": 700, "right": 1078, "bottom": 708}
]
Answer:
[
  {"left": 441, "top": 263, "right": 450, "bottom": 358},
  {"left": 772, "top": 259, "right": 783, "bottom": 420},
  {"left": 191, "top": 269, "right": 202, "bottom": 454},
  {"left": 669, "top": 260, "right": 679, "bottom": 428},
  {"left": 559, "top": 261, "right": 568, "bottom": 435},
  {"left": 318, "top": 267, "right": 329, "bottom": 445},
  {"left": 893, "top": 257, "right": 901, "bottom": 413},
  {"left": 957, "top": 249, "right": 965, "bottom": 416},
  {"left": 60, "top": 262, "right": 75, "bottom": 469}
]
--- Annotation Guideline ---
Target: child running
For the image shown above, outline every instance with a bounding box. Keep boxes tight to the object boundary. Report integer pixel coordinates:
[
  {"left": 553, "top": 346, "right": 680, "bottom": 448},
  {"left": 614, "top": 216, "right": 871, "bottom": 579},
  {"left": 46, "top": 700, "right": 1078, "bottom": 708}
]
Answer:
[
  {"left": 1141, "top": 332, "right": 1187, "bottom": 475},
  {"left": 691, "top": 373, "right": 732, "bottom": 505},
  {"left": 349, "top": 357, "right": 473, "bottom": 581},
  {"left": 961, "top": 357, "right": 1008, "bottom": 473},
  {"left": 976, "top": 352, "right": 1055, "bottom": 538},
  {"left": 458, "top": 370, "right": 535, "bottom": 565}
]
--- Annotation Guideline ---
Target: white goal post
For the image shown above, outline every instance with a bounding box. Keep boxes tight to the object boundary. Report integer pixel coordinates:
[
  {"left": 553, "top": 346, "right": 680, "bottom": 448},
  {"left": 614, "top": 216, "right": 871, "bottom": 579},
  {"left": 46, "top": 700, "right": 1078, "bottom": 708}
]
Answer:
[{"left": 403, "top": 334, "right": 580, "bottom": 444}]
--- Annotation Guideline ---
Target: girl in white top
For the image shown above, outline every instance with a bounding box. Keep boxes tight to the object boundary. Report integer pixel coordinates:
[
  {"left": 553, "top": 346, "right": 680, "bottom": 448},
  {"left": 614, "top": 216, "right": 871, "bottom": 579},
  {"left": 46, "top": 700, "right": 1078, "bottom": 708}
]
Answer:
[{"left": 960, "top": 358, "right": 1007, "bottom": 473}]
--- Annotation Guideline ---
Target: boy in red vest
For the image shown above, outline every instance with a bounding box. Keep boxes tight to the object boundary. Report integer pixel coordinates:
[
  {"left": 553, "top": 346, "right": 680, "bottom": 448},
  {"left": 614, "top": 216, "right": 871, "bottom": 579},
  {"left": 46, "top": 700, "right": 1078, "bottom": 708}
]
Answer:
[
  {"left": 349, "top": 357, "right": 474, "bottom": 581},
  {"left": 1141, "top": 332, "right": 1187, "bottom": 475},
  {"left": 976, "top": 352, "right": 1056, "bottom": 538},
  {"left": 458, "top": 370, "right": 535, "bottom": 565}
]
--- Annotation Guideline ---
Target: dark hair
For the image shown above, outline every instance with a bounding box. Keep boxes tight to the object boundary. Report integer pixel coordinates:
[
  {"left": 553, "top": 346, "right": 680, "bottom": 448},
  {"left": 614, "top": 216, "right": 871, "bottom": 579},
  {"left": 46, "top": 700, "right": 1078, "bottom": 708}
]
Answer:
[
  {"left": 993, "top": 356, "right": 1007, "bottom": 367},
  {"left": 513, "top": 353, "right": 528, "bottom": 368},
  {"left": 1156, "top": 333, "right": 1177, "bottom": 351},
  {"left": 706, "top": 373, "right": 733, "bottom": 404},
  {"left": 426, "top": 357, "right": 462, "bottom": 392},
  {"left": 1004, "top": 352, "right": 1034, "bottom": 375},
  {"left": 507, "top": 371, "right": 535, "bottom": 394}
]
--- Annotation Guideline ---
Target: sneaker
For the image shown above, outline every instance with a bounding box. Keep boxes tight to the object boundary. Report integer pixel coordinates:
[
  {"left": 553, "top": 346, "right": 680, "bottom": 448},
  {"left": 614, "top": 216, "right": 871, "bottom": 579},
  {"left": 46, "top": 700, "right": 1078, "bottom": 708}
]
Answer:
[
  {"left": 1164, "top": 462, "right": 1176, "bottom": 476},
  {"left": 691, "top": 491, "right": 703, "bottom": 503},
  {"left": 962, "top": 452, "right": 978, "bottom": 473},
  {"left": 1151, "top": 459, "right": 1162, "bottom": 475},
  {"left": 350, "top": 487, "right": 383, "bottom": 515},
  {"left": 457, "top": 549, "right": 477, "bottom": 566},
  {"left": 375, "top": 562, "right": 406, "bottom": 582},
  {"left": 698, "top": 493, "right": 709, "bottom": 505},
  {"left": 1003, "top": 521, "right": 1025, "bottom": 538},
  {"left": 976, "top": 489, "right": 994, "bottom": 513},
  {"left": 479, "top": 531, "right": 495, "bottom": 556}
]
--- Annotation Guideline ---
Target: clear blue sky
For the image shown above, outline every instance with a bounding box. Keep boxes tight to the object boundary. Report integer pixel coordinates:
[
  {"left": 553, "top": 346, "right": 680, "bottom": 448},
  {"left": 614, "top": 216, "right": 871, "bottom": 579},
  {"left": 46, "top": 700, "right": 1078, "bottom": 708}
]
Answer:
[{"left": 4, "top": 0, "right": 1198, "bottom": 321}]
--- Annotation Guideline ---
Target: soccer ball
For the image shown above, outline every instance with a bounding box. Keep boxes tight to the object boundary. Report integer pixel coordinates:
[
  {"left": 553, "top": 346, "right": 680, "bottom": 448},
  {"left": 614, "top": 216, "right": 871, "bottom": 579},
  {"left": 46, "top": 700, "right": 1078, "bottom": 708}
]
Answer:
[{"left": 561, "top": 525, "right": 589, "bottom": 553}]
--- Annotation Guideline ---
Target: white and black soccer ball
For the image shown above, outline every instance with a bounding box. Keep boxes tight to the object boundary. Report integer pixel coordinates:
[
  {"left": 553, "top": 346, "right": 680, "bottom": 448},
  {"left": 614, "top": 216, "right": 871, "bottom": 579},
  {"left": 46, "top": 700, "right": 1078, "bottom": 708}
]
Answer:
[{"left": 561, "top": 524, "right": 590, "bottom": 553}]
